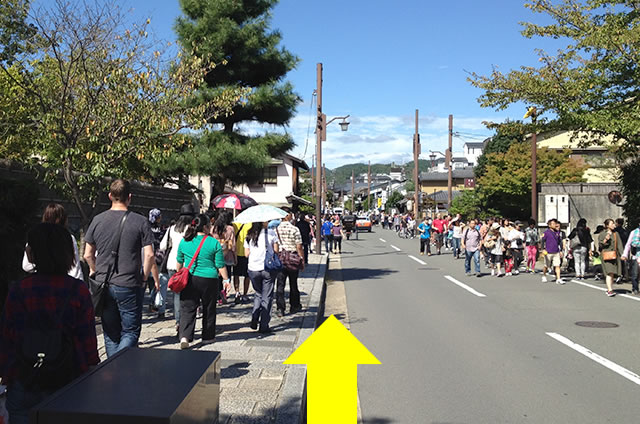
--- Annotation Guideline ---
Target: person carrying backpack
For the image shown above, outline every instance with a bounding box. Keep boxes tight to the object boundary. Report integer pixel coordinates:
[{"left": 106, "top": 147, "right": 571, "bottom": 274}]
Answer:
[
  {"left": 461, "top": 219, "right": 482, "bottom": 276},
  {"left": 0, "top": 223, "right": 99, "bottom": 424}
]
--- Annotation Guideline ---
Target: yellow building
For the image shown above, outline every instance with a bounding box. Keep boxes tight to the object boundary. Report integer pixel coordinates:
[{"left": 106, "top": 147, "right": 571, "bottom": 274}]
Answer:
[
  {"left": 419, "top": 168, "right": 475, "bottom": 195},
  {"left": 533, "top": 131, "right": 619, "bottom": 183}
]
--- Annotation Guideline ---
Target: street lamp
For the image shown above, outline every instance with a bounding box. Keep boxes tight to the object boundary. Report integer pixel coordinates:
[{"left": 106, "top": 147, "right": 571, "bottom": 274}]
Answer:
[{"left": 314, "top": 62, "right": 350, "bottom": 255}]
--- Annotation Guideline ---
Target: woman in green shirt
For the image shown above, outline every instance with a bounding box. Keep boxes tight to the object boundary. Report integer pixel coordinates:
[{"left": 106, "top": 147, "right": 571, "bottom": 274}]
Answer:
[{"left": 176, "top": 214, "right": 229, "bottom": 349}]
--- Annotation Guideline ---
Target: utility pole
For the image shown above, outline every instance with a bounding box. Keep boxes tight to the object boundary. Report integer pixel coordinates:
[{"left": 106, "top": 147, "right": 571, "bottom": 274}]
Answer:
[
  {"left": 322, "top": 163, "right": 327, "bottom": 212},
  {"left": 447, "top": 114, "right": 453, "bottom": 210},
  {"left": 524, "top": 106, "right": 538, "bottom": 223},
  {"left": 315, "top": 63, "right": 324, "bottom": 254},
  {"left": 367, "top": 161, "right": 371, "bottom": 212},
  {"left": 413, "top": 109, "right": 420, "bottom": 219},
  {"left": 351, "top": 170, "right": 355, "bottom": 214},
  {"left": 311, "top": 154, "right": 315, "bottom": 197}
]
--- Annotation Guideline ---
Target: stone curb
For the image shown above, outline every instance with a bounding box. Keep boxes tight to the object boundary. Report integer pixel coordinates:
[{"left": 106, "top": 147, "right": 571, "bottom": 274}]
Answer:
[{"left": 274, "top": 253, "right": 329, "bottom": 424}]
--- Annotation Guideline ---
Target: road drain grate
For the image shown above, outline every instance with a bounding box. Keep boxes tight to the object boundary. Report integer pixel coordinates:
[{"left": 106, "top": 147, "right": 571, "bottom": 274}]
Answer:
[{"left": 575, "top": 321, "right": 619, "bottom": 328}]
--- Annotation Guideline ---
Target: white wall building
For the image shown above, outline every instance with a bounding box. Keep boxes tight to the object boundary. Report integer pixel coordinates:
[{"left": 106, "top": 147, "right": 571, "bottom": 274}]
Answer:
[
  {"left": 233, "top": 153, "right": 309, "bottom": 207},
  {"left": 463, "top": 141, "right": 485, "bottom": 167}
]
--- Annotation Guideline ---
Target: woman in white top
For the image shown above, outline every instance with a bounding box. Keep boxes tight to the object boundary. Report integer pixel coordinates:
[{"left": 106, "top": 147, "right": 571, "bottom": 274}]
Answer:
[
  {"left": 485, "top": 224, "right": 505, "bottom": 277},
  {"left": 22, "top": 204, "right": 83, "bottom": 281},
  {"left": 451, "top": 220, "right": 464, "bottom": 260},
  {"left": 244, "top": 221, "right": 279, "bottom": 333},
  {"left": 159, "top": 205, "right": 194, "bottom": 331}
]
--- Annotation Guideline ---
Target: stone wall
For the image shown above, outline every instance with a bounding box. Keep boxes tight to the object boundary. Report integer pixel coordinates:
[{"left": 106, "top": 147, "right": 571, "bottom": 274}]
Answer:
[
  {"left": 538, "top": 183, "right": 623, "bottom": 230},
  {"left": 0, "top": 163, "right": 196, "bottom": 234}
]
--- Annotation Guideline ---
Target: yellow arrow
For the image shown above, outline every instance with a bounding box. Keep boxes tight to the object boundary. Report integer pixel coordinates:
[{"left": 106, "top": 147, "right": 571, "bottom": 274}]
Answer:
[{"left": 284, "top": 315, "right": 380, "bottom": 423}]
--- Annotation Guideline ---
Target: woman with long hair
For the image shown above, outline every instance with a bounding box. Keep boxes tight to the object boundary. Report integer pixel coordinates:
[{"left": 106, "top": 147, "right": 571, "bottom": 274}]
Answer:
[
  {"left": 568, "top": 218, "right": 593, "bottom": 280},
  {"left": 2, "top": 223, "right": 99, "bottom": 424},
  {"left": 245, "top": 221, "right": 280, "bottom": 333},
  {"left": 22, "top": 203, "right": 83, "bottom": 280},
  {"left": 599, "top": 218, "right": 623, "bottom": 297},
  {"left": 159, "top": 203, "right": 194, "bottom": 332},
  {"left": 211, "top": 210, "right": 236, "bottom": 304},
  {"left": 175, "top": 214, "right": 229, "bottom": 349}
]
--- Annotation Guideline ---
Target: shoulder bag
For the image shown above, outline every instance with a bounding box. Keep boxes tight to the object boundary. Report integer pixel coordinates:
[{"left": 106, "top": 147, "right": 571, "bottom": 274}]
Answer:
[
  {"left": 168, "top": 235, "right": 208, "bottom": 293},
  {"left": 159, "top": 225, "right": 173, "bottom": 274},
  {"left": 88, "top": 211, "right": 130, "bottom": 317},
  {"left": 264, "top": 230, "right": 283, "bottom": 271},
  {"left": 276, "top": 227, "right": 303, "bottom": 271},
  {"left": 602, "top": 232, "right": 618, "bottom": 261}
]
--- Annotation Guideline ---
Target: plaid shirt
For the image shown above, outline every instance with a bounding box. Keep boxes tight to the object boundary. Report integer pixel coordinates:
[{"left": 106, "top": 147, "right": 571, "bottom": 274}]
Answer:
[
  {"left": 277, "top": 220, "right": 302, "bottom": 252},
  {"left": 0, "top": 274, "right": 99, "bottom": 385}
]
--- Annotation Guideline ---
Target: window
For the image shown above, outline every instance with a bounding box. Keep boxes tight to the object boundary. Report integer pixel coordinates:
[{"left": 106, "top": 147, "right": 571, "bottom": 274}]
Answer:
[{"left": 261, "top": 166, "right": 278, "bottom": 184}]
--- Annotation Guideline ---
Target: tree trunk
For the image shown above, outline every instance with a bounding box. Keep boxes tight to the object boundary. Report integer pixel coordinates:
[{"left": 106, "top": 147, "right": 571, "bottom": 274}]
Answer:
[{"left": 211, "top": 175, "right": 227, "bottom": 198}]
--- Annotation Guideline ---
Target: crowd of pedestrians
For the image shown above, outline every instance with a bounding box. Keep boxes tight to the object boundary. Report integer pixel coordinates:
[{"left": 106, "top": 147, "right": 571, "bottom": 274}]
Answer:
[
  {"left": 394, "top": 212, "right": 640, "bottom": 298},
  {"left": 0, "top": 179, "right": 312, "bottom": 423}
]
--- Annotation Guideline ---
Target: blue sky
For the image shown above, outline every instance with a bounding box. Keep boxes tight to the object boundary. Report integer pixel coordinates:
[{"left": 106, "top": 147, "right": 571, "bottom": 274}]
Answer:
[{"left": 101, "top": 1, "right": 562, "bottom": 168}]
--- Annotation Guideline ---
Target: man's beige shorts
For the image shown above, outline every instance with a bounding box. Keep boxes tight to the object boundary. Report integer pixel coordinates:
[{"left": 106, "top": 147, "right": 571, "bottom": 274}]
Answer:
[{"left": 545, "top": 252, "right": 562, "bottom": 268}]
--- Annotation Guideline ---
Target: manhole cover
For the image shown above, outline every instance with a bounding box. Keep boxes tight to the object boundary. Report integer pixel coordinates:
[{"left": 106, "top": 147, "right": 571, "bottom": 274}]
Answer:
[{"left": 575, "top": 321, "right": 619, "bottom": 328}]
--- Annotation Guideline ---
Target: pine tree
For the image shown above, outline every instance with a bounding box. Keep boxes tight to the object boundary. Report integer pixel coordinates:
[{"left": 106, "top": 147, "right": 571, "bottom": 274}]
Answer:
[{"left": 170, "top": 0, "right": 301, "bottom": 195}]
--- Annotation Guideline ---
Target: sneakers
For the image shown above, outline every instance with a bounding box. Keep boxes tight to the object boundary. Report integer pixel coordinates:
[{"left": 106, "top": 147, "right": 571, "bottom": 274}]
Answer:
[
  {"left": 497, "top": 273, "right": 504, "bottom": 278},
  {"left": 541, "top": 276, "right": 548, "bottom": 283},
  {"left": 513, "top": 270, "right": 520, "bottom": 275},
  {"left": 556, "top": 278, "right": 566, "bottom": 285},
  {"left": 420, "top": 252, "right": 424, "bottom": 256},
  {"left": 491, "top": 269, "right": 495, "bottom": 276},
  {"left": 506, "top": 272, "right": 512, "bottom": 277},
  {"left": 633, "top": 289, "right": 639, "bottom": 295},
  {"left": 466, "top": 272, "right": 472, "bottom": 276},
  {"left": 607, "top": 290, "right": 616, "bottom": 297},
  {"left": 180, "top": 338, "right": 190, "bottom": 350},
  {"left": 234, "top": 293, "right": 242, "bottom": 304}
]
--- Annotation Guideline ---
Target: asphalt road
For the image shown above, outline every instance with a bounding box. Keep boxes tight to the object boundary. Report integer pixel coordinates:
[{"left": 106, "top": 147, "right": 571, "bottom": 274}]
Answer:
[{"left": 336, "top": 227, "right": 640, "bottom": 424}]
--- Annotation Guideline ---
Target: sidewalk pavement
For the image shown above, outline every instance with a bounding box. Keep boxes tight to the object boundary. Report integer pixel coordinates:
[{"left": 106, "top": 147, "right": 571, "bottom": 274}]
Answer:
[{"left": 96, "top": 253, "right": 328, "bottom": 424}]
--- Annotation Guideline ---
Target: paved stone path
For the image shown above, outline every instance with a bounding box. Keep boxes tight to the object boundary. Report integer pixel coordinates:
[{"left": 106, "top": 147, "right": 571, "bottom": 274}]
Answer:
[{"left": 96, "top": 253, "right": 327, "bottom": 424}]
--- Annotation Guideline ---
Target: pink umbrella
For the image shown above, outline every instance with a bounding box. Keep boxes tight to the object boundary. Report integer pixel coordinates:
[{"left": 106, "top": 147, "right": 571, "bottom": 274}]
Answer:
[{"left": 211, "top": 193, "right": 258, "bottom": 210}]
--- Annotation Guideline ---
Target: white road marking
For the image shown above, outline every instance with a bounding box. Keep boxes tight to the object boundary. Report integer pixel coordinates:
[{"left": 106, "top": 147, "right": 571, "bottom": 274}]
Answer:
[
  {"left": 571, "top": 279, "right": 640, "bottom": 302},
  {"left": 444, "top": 275, "right": 486, "bottom": 298},
  {"left": 390, "top": 245, "right": 401, "bottom": 252},
  {"left": 546, "top": 332, "right": 640, "bottom": 386},
  {"left": 379, "top": 238, "right": 387, "bottom": 243},
  {"left": 408, "top": 255, "right": 426, "bottom": 265}
]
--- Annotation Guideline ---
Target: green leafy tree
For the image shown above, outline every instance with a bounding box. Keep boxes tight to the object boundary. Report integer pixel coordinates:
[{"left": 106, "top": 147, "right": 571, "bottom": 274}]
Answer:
[
  {"left": 477, "top": 143, "right": 587, "bottom": 219},
  {"left": 386, "top": 191, "right": 404, "bottom": 212},
  {"left": 449, "top": 190, "right": 497, "bottom": 220},
  {"left": 1, "top": 1, "right": 244, "bottom": 227},
  {"left": 172, "top": 0, "right": 300, "bottom": 195},
  {"left": 468, "top": 0, "right": 640, "bottom": 222},
  {"left": 474, "top": 122, "right": 527, "bottom": 178}
]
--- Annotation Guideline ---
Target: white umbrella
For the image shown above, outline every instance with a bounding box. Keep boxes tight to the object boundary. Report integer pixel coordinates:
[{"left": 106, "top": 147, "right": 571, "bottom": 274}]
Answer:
[{"left": 233, "top": 204, "right": 288, "bottom": 224}]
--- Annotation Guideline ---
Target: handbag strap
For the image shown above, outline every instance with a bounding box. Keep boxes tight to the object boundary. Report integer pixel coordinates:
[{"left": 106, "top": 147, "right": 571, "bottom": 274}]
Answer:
[
  {"left": 105, "top": 211, "right": 130, "bottom": 281},
  {"left": 275, "top": 227, "right": 287, "bottom": 252},
  {"left": 186, "top": 235, "right": 208, "bottom": 271}
]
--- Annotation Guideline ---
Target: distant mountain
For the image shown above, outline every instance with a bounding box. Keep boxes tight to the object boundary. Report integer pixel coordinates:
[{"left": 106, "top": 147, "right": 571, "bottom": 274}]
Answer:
[{"left": 319, "top": 160, "right": 433, "bottom": 186}]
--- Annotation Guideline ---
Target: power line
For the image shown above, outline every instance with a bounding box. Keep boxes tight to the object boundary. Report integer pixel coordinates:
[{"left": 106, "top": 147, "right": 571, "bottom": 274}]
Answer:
[{"left": 302, "top": 90, "right": 316, "bottom": 159}]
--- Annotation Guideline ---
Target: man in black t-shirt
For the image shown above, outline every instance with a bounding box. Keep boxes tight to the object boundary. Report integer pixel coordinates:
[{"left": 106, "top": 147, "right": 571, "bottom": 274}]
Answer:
[{"left": 84, "top": 179, "right": 155, "bottom": 358}]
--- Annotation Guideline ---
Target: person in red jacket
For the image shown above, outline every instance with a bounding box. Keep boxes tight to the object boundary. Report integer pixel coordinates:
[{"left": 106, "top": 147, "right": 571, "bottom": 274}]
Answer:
[{"left": 431, "top": 213, "right": 448, "bottom": 255}]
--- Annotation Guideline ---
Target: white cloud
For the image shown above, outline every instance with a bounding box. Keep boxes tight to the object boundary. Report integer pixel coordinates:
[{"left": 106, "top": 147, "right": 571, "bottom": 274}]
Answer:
[{"left": 232, "top": 112, "right": 500, "bottom": 169}]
